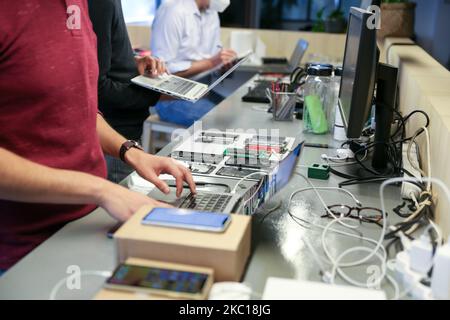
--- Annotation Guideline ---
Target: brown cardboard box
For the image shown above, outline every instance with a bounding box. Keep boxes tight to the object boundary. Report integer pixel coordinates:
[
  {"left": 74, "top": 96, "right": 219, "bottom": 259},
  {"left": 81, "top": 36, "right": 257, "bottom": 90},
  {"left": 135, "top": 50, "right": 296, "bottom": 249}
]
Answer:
[
  {"left": 94, "top": 257, "right": 214, "bottom": 300},
  {"left": 114, "top": 206, "right": 252, "bottom": 282}
]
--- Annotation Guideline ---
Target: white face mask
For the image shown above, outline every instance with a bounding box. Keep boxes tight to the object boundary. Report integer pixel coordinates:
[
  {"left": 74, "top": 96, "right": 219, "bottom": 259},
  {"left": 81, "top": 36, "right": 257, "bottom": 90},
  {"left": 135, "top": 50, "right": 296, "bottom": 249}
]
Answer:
[{"left": 209, "top": 0, "right": 230, "bottom": 13}]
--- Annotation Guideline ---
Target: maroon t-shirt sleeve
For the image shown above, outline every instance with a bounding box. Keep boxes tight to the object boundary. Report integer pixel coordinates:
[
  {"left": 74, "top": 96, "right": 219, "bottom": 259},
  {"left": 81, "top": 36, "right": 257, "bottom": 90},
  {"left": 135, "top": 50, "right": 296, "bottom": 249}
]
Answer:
[{"left": 0, "top": 1, "right": 107, "bottom": 270}]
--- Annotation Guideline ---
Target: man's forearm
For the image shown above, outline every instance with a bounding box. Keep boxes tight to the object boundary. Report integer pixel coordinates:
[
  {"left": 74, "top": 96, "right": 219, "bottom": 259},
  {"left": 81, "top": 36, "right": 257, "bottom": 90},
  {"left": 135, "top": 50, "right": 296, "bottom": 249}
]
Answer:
[
  {"left": 0, "top": 148, "right": 107, "bottom": 205},
  {"left": 96, "top": 113, "right": 128, "bottom": 159},
  {"left": 175, "top": 59, "right": 214, "bottom": 78}
]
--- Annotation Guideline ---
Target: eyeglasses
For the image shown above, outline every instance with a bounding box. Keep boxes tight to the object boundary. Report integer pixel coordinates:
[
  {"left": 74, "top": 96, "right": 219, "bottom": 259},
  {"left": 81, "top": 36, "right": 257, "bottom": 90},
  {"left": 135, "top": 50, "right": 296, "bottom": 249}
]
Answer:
[{"left": 321, "top": 205, "right": 385, "bottom": 227}]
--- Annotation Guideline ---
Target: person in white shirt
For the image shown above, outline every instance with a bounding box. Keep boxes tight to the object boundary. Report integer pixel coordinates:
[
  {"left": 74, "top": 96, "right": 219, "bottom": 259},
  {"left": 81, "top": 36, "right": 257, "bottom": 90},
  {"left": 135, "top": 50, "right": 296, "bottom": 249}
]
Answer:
[{"left": 151, "top": 0, "right": 236, "bottom": 78}]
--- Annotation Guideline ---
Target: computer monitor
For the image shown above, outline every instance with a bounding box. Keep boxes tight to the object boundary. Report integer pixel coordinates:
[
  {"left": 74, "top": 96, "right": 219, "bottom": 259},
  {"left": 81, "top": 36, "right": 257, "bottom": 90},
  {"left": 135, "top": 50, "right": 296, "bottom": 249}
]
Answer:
[
  {"left": 339, "top": 7, "right": 398, "bottom": 170},
  {"left": 339, "top": 7, "right": 378, "bottom": 139}
]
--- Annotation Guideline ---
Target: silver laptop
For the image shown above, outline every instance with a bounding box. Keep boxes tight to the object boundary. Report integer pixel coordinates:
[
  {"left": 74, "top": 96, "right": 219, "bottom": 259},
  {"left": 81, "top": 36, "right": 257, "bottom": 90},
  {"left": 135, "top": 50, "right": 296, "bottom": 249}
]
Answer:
[
  {"left": 131, "top": 52, "right": 252, "bottom": 102},
  {"left": 262, "top": 39, "right": 309, "bottom": 74},
  {"left": 148, "top": 142, "right": 304, "bottom": 214}
]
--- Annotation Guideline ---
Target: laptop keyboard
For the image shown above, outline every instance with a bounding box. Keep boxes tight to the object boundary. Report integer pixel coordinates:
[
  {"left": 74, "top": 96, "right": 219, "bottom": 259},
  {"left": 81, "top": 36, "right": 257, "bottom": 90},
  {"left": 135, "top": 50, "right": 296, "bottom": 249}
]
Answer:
[
  {"left": 179, "top": 193, "right": 232, "bottom": 212},
  {"left": 159, "top": 78, "right": 197, "bottom": 95}
]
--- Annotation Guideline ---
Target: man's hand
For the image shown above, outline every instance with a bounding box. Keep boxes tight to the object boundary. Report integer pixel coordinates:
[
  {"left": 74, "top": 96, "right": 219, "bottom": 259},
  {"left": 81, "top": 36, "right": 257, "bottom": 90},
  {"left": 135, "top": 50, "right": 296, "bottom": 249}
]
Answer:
[
  {"left": 135, "top": 56, "right": 167, "bottom": 77},
  {"left": 97, "top": 181, "right": 172, "bottom": 222},
  {"left": 209, "top": 49, "right": 237, "bottom": 67},
  {"left": 125, "top": 149, "right": 196, "bottom": 198}
]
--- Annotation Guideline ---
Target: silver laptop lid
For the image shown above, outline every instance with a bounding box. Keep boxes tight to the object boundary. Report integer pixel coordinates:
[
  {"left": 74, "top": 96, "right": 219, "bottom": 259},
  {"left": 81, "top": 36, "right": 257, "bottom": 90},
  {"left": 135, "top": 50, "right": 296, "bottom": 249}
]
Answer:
[
  {"left": 206, "top": 52, "right": 252, "bottom": 92},
  {"left": 288, "top": 39, "right": 309, "bottom": 70}
]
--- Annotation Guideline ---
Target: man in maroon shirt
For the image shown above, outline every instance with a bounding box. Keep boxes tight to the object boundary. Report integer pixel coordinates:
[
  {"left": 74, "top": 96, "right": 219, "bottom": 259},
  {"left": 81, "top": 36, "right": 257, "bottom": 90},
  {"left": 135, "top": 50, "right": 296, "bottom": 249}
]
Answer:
[{"left": 0, "top": 1, "right": 196, "bottom": 272}]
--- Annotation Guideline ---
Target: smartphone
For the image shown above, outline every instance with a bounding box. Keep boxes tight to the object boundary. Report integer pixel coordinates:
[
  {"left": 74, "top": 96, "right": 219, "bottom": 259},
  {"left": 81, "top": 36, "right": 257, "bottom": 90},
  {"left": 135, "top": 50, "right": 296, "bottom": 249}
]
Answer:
[
  {"left": 105, "top": 263, "right": 212, "bottom": 299},
  {"left": 142, "top": 208, "right": 231, "bottom": 233}
]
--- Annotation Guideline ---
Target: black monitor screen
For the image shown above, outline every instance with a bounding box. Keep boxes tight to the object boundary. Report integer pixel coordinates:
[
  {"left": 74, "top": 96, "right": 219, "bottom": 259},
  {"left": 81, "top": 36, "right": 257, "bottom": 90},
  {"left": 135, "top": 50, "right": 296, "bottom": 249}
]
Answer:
[
  {"left": 339, "top": 7, "right": 378, "bottom": 139},
  {"left": 339, "top": 14, "right": 361, "bottom": 130}
]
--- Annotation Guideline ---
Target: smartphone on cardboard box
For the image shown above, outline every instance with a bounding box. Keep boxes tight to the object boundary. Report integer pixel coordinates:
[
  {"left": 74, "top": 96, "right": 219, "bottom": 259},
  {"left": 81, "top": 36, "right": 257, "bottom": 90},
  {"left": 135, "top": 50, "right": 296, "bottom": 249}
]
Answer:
[
  {"left": 141, "top": 208, "right": 231, "bottom": 233},
  {"left": 105, "top": 263, "right": 212, "bottom": 299}
]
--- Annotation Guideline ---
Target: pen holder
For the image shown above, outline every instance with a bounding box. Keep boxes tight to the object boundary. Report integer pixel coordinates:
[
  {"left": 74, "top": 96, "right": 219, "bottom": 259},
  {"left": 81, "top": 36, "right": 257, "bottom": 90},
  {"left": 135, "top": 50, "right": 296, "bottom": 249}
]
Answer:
[{"left": 266, "top": 89, "right": 296, "bottom": 122}]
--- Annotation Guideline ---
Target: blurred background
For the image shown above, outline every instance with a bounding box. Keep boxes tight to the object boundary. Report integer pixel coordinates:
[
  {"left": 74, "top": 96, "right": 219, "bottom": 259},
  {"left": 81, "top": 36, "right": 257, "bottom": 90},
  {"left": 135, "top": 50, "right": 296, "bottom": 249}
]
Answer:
[{"left": 121, "top": 0, "right": 449, "bottom": 70}]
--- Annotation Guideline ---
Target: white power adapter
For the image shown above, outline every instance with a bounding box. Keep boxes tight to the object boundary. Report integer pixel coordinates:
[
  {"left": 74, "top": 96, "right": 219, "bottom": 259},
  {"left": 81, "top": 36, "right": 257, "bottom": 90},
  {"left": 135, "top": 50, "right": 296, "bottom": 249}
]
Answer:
[
  {"left": 321, "top": 149, "right": 355, "bottom": 161},
  {"left": 394, "top": 250, "right": 433, "bottom": 300},
  {"left": 337, "top": 148, "right": 355, "bottom": 159},
  {"left": 431, "top": 240, "right": 450, "bottom": 300},
  {"left": 409, "top": 235, "right": 433, "bottom": 274}
]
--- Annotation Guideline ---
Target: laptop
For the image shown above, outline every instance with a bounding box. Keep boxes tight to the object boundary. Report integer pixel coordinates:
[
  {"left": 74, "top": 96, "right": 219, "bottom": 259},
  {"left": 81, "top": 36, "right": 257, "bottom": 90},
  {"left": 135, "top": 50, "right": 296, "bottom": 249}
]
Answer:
[
  {"left": 148, "top": 142, "right": 304, "bottom": 214},
  {"left": 261, "top": 39, "right": 309, "bottom": 74},
  {"left": 131, "top": 52, "right": 252, "bottom": 102}
]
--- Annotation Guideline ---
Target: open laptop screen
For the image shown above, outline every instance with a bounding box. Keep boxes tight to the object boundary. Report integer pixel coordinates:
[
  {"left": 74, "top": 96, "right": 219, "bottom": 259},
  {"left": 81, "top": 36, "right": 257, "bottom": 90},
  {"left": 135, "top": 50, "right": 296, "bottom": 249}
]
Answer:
[{"left": 274, "top": 142, "right": 303, "bottom": 192}]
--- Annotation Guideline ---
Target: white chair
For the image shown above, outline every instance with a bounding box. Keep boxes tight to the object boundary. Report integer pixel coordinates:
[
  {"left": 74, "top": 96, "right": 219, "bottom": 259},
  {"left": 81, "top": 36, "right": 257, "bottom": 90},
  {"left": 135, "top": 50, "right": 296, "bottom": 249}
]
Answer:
[{"left": 141, "top": 114, "right": 186, "bottom": 154}]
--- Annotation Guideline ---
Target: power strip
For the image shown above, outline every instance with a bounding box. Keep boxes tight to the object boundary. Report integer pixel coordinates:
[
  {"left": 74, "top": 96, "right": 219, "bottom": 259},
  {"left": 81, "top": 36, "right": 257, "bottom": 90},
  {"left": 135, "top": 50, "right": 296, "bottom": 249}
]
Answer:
[{"left": 401, "top": 142, "right": 422, "bottom": 199}]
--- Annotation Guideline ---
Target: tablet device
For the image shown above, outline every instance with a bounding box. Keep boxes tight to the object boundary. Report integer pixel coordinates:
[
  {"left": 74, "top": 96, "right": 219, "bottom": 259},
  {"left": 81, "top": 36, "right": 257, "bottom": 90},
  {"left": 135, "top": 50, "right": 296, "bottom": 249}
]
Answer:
[{"left": 142, "top": 208, "right": 231, "bottom": 233}]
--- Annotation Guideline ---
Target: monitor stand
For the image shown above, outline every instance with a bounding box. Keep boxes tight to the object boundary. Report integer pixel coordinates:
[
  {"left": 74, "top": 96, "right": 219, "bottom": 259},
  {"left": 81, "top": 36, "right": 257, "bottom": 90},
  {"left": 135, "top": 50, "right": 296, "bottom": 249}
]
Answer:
[
  {"left": 331, "top": 153, "right": 397, "bottom": 188},
  {"left": 372, "top": 63, "right": 399, "bottom": 169},
  {"left": 337, "top": 63, "right": 400, "bottom": 187}
]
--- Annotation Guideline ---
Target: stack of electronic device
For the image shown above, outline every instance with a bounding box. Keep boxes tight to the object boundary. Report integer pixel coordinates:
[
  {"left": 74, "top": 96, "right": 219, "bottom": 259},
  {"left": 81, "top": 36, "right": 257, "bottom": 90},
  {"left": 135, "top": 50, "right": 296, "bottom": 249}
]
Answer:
[
  {"left": 97, "top": 131, "right": 303, "bottom": 300},
  {"left": 169, "top": 130, "right": 297, "bottom": 215}
]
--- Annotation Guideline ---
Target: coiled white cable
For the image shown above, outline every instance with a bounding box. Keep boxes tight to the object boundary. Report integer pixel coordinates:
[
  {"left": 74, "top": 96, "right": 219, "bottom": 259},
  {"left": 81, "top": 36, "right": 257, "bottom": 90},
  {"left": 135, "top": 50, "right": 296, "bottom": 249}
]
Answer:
[
  {"left": 293, "top": 172, "right": 361, "bottom": 229},
  {"left": 49, "top": 270, "right": 112, "bottom": 300},
  {"left": 231, "top": 171, "right": 268, "bottom": 194},
  {"left": 289, "top": 172, "right": 391, "bottom": 296}
]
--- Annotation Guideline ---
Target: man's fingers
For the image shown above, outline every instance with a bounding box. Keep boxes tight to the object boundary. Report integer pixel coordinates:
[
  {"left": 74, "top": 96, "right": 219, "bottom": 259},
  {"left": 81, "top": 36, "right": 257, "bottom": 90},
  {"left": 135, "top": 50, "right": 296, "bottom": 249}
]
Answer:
[
  {"left": 222, "top": 50, "right": 237, "bottom": 58},
  {"left": 181, "top": 166, "right": 197, "bottom": 194},
  {"left": 150, "top": 58, "right": 157, "bottom": 76},
  {"left": 158, "top": 60, "right": 166, "bottom": 75},
  {"left": 173, "top": 169, "right": 185, "bottom": 198},
  {"left": 145, "top": 171, "right": 170, "bottom": 194}
]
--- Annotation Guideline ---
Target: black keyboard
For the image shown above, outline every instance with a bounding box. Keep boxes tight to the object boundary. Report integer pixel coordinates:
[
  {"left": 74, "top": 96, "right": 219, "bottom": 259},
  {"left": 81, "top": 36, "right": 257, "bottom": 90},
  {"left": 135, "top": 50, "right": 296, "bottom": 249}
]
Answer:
[
  {"left": 262, "top": 57, "right": 288, "bottom": 65},
  {"left": 179, "top": 193, "right": 232, "bottom": 212},
  {"left": 242, "top": 81, "right": 271, "bottom": 104},
  {"left": 159, "top": 78, "right": 197, "bottom": 95}
]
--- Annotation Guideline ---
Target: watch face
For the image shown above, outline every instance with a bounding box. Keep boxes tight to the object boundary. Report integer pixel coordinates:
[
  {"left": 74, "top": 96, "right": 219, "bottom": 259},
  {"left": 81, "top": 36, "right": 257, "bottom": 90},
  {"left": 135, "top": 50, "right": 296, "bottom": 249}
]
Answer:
[{"left": 124, "top": 141, "right": 137, "bottom": 149}]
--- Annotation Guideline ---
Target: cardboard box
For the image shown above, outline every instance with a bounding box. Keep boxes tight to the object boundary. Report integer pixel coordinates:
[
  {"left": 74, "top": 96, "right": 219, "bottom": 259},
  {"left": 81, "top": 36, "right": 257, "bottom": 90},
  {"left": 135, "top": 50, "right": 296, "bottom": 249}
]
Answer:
[
  {"left": 114, "top": 206, "right": 252, "bottom": 282},
  {"left": 94, "top": 257, "right": 214, "bottom": 300}
]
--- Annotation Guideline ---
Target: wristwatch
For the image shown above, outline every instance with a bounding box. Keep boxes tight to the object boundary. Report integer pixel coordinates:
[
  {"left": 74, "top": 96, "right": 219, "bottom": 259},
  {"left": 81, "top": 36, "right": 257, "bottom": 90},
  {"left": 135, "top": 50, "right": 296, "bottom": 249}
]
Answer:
[{"left": 119, "top": 140, "right": 143, "bottom": 163}]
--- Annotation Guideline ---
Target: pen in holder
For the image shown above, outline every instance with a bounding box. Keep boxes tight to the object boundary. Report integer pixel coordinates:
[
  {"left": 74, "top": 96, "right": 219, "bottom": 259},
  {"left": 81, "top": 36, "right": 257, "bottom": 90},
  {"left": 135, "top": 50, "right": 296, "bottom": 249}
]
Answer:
[{"left": 266, "top": 88, "right": 296, "bottom": 121}]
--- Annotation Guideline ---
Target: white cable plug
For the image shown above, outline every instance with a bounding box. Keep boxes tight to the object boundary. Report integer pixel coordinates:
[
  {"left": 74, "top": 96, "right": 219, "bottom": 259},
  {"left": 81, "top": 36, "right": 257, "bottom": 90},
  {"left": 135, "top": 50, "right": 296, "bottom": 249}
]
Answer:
[
  {"left": 409, "top": 234, "right": 433, "bottom": 274},
  {"left": 431, "top": 240, "right": 450, "bottom": 300},
  {"left": 231, "top": 171, "right": 267, "bottom": 194},
  {"left": 49, "top": 270, "right": 112, "bottom": 300},
  {"left": 321, "top": 148, "right": 355, "bottom": 162}
]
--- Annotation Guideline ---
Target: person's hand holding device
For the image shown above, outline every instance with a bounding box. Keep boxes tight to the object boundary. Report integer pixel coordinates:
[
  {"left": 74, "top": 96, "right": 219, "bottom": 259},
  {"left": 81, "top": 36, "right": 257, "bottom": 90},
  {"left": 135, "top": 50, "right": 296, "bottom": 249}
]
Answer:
[
  {"left": 135, "top": 55, "right": 167, "bottom": 77},
  {"left": 124, "top": 148, "right": 197, "bottom": 198},
  {"left": 210, "top": 49, "right": 238, "bottom": 68}
]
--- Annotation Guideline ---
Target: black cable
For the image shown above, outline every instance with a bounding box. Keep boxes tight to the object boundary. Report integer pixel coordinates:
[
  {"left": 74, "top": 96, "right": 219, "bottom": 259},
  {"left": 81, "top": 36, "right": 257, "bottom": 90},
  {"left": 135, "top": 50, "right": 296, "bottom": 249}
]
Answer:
[
  {"left": 386, "top": 238, "right": 401, "bottom": 258},
  {"left": 331, "top": 109, "right": 431, "bottom": 186},
  {"left": 339, "top": 176, "right": 393, "bottom": 188}
]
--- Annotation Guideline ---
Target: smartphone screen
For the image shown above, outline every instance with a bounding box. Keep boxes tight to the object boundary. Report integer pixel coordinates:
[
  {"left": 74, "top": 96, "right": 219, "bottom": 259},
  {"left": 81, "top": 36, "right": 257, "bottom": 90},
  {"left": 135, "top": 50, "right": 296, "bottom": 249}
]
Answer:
[
  {"left": 142, "top": 208, "right": 231, "bottom": 232},
  {"left": 107, "top": 264, "right": 208, "bottom": 294}
]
